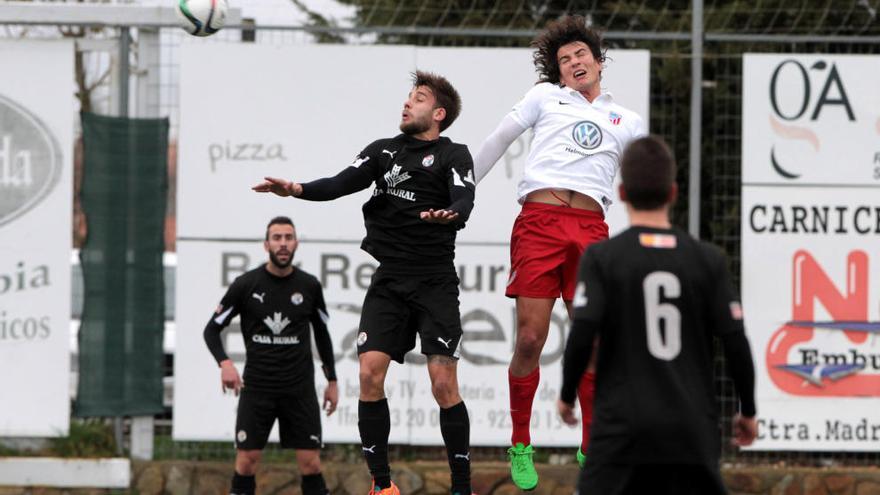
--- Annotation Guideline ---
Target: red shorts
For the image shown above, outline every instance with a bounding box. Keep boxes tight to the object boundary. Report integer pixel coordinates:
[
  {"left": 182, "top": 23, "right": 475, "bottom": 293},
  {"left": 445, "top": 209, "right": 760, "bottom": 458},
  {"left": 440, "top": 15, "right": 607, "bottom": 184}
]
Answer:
[{"left": 505, "top": 202, "right": 608, "bottom": 301}]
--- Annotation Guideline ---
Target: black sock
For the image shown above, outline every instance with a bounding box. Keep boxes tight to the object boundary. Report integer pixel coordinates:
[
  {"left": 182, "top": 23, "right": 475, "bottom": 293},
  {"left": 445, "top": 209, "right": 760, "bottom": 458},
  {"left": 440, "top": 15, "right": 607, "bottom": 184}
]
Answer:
[
  {"left": 230, "top": 472, "right": 255, "bottom": 495},
  {"left": 301, "top": 472, "right": 329, "bottom": 495},
  {"left": 440, "top": 401, "right": 471, "bottom": 494},
  {"left": 359, "top": 398, "right": 392, "bottom": 489}
]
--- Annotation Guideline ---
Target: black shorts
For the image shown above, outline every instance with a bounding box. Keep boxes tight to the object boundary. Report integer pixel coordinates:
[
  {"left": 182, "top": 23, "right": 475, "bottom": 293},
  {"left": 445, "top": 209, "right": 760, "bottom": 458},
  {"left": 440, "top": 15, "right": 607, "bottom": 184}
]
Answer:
[
  {"left": 234, "top": 388, "right": 322, "bottom": 450},
  {"left": 357, "top": 267, "right": 462, "bottom": 363},
  {"left": 579, "top": 462, "right": 727, "bottom": 495}
]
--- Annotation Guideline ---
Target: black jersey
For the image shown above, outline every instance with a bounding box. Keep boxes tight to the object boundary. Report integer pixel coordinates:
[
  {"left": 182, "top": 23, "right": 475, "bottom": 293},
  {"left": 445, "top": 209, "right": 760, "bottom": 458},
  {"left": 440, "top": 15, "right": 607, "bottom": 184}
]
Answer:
[
  {"left": 299, "top": 133, "right": 475, "bottom": 270},
  {"left": 203, "top": 266, "right": 336, "bottom": 393},
  {"left": 562, "top": 226, "right": 752, "bottom": 465}
]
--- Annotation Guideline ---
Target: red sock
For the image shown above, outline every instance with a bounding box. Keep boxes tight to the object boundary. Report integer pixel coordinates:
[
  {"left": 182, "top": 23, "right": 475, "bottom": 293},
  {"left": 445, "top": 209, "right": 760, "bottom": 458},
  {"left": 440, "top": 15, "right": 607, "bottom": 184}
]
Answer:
[
  {"left": 509, "top": 367, "right": 540, "bottom": 446},
  {"left": 577, "top": 371, "right": 596, "bottom": 453}
]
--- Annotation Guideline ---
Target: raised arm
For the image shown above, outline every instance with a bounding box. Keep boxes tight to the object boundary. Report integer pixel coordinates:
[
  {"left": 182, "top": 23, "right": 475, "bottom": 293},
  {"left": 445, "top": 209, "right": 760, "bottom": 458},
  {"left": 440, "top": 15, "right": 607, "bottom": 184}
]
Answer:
[
  {"left": 473, "top": 114, "right": 528, "bottom": 183},
  {"left": 252, "top": 165, "right": 374, "bottom": 201},
  {"left": 253, "top": 144, "right": 380, "bottom": 200}
]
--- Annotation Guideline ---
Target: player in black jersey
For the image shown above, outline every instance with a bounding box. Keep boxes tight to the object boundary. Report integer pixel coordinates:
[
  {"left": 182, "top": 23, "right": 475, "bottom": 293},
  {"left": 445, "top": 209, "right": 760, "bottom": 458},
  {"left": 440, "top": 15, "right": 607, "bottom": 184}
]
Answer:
[
  {"left": 252, "top": 71, "right": 476, "bottom": 495},
  {"left": 203, "top": 216, "right": 337, "bottom": 495},
  {"left": 557, "top": 136, "right": 757, "bottom": 495}
]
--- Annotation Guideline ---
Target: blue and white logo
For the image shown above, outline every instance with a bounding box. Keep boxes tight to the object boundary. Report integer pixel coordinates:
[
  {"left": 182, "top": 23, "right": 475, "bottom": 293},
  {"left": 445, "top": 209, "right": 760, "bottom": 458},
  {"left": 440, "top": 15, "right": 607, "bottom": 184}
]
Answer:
[{"left": 572, "top": 121, "right": 602, "bottom": 150}]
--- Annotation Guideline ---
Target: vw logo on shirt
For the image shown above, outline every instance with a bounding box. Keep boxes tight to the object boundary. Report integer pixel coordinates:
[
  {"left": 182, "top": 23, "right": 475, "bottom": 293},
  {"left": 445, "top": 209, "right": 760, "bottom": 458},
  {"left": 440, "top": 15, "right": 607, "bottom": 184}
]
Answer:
[{"left": 571, "top": 120, "right": 603, "bottom": 150}]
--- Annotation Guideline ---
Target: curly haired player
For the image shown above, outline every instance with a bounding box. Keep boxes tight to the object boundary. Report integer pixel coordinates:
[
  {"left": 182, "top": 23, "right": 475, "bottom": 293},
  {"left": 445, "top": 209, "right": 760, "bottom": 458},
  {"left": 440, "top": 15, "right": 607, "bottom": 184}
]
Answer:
[{"left": 472, "top": 15, "right": 646, "bottom": 490}]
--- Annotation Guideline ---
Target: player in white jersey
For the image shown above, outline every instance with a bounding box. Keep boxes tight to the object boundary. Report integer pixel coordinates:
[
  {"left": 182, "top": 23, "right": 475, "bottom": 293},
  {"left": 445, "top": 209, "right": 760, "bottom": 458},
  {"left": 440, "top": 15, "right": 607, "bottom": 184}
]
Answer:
[{"left": 472, "top": 15, "right": 646, "bottom": 490}]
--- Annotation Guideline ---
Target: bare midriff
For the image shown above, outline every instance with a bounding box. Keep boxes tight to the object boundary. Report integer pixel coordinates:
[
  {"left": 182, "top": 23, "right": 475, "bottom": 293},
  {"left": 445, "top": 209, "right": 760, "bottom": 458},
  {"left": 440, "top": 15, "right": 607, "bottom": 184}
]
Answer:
[{"left": 524, "top": 188, "right": 602, "bottom": 211}]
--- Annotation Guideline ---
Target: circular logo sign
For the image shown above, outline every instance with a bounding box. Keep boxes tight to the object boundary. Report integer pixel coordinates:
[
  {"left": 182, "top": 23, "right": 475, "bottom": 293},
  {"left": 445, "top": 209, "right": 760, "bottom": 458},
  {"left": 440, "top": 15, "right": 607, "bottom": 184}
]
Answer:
[
  {"left": 357, "top": 331, "right": 368, "bottom": 346},
  {"left": 571, "top": 121, "right": 602, "bottom": 150},
  {"left": 0, "top": 95, "right": 63, "bottom": 227},
  {"left": 290, "top": 292, "right": 303, "bottom": 305},
  {"left": 237, "top": 430, "right": 247, "bottom": 443}
]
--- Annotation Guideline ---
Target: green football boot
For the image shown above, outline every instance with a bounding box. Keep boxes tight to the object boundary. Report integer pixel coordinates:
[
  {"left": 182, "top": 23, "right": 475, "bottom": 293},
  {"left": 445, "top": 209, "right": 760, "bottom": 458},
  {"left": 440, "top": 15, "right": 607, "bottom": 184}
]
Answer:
[{"left": 507, "top": 442, "right": 538, "bottom": 491}]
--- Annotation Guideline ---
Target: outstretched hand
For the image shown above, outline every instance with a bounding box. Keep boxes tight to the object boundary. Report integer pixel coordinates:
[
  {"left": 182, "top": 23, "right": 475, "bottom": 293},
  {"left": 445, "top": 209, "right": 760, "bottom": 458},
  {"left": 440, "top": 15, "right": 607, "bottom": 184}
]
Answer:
[
  {"left": 420, "top": 209, "right": 459, "bottom": 224},
  {"left": 252, "top": 177, "right": 302, "bottom": 197}
]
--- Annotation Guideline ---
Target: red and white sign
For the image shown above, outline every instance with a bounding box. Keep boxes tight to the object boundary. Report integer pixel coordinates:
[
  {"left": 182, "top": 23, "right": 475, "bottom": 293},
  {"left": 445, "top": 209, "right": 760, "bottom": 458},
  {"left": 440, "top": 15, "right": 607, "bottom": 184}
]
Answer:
[{"left": 742, "top": 54, "right": 880, "bottom": 451}]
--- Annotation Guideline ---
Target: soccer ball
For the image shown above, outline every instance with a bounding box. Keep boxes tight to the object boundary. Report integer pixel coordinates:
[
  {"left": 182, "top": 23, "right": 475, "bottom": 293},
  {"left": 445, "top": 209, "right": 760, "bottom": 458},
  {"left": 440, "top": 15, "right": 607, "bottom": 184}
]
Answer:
[{"left": 175, "top": 0, "right": 229, "bottom": 37}]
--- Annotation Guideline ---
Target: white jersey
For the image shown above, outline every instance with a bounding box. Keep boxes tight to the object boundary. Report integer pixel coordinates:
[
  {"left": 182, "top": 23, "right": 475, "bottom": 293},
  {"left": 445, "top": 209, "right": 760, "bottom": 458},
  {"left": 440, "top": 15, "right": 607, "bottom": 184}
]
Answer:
[{"left": 509, "top": 82, "right": 646, "bottom": 211}]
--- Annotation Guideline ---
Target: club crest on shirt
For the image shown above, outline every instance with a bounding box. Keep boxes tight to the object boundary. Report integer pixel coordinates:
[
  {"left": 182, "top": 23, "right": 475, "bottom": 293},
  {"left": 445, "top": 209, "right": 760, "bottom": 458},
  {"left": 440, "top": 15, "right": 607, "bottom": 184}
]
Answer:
[
  {"left": 608, "top": 111, "right": 622, "bottom": 125},
  {"left": 290, "top": 292, "right": 304, "bottom": 305},
  {"left": 237, "top": 430, "right": 247, "bottom": 442},
  {"left": 422, "top": 154, "right": 435, "bottom": 167},
  {"left": 357, "top": 332, "right": 368, "bottom": 346}
]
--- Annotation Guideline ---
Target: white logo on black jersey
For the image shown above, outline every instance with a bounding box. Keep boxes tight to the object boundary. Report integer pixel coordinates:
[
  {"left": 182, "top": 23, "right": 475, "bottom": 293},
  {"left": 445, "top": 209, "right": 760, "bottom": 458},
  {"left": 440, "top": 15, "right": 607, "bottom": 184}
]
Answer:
[
  {"left": 357, "top": 332, "right": 368, "bottom": 346},
  {"left": 381, "top": 149, "right": 397, "bottom": 159},
  {"left": 454, "top": 452, "right": 470, "bottom": 461},
  {"left": 362, "top": 444, "right": 376, "bottom": 454},
  {"left": 464, "top": 169, "right": 475, "bottom": 185},
  {"left": 263, "top": 312, "right": 290, "bottom": 335},
  {"left": 290, "top": 292, "right": 303, "bottom": 305},
  {"left": 452, "top": 168, "right": 475, "bottom": 188},
  {"left": 252, "top": 292, "right": 265, "bottom": 303},
  {"left": 422, "top": 154, "right": 434, "bottom": 167},
  {"left": 353, "top": 155, "right": 370, "bottom": 167},
  {"left": 383, "top": 164, "right": 411, "bottom": 188},
  {"left": 237, "top": 430, "right": 247, "bottom": 443},
  {"left": 437, "top": 337, "right": 454, "bottom": 349},
  {"left": 310, "top": 434, "right": 321, "bottom": 444},
  {"left": 214, "top": 306, "right": 234, "bottom": 325}
]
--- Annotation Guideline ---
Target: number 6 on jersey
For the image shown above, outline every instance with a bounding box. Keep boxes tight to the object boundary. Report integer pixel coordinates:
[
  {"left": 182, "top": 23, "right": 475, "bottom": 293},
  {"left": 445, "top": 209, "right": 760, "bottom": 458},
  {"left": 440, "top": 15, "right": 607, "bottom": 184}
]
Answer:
[{"left": 643, "top": 271, "right": 681, "bottom": 360}]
